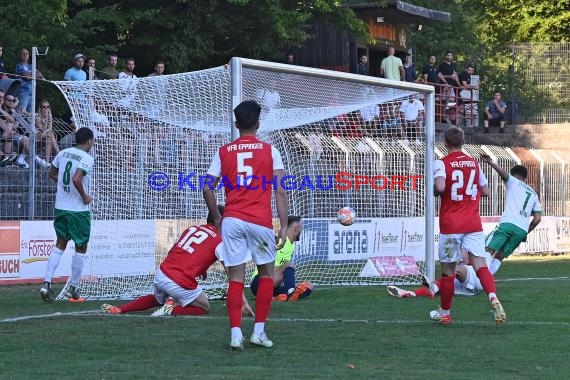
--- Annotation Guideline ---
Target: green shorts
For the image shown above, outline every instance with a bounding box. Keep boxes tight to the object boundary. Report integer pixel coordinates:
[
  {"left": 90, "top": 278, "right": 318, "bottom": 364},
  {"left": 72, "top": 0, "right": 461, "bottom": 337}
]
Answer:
[
  {"left": 485, "top": 222, "right": 527, "bottom": 258},
  {"left": 54, "top": 209, "right": 92, "bottom": 247}
]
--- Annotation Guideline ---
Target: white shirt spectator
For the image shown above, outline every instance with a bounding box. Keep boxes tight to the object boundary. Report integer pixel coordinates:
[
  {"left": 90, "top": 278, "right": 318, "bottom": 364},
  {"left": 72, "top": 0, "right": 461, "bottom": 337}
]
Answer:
[{"left": 399, "top": 99, "right": 424, "bottom": 121}]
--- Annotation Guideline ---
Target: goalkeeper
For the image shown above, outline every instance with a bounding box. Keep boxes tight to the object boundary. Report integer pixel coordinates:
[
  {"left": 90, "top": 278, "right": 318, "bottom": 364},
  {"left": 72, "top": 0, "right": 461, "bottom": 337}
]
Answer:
[
  {"left": 101, "top": 206, "right": 253, "bottom": 317},
  {"left": 250, "top": 216, "right": 313, "bottom": 302}
]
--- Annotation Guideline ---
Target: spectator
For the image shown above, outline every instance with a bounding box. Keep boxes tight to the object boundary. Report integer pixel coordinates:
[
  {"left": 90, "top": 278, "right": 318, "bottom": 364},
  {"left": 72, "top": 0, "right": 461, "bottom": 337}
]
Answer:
[
  {"left": 484, "top": 91, "right": 507, "bottom": 134},
  {"left": 99, "top": 53, "right": 119, "bottom": 80},
  {"left": 148, "top": 61, "right": 165, "bottom": 76},
  {"left": 380, "top": 47, "right": 404, "bottom": 81},
  {"left": 422, "top": 55, "right": 439, "bottom": 85},
  {"left": 117, "top": 58, "right": 138, "bottom": 108},
  {"left": 119, "top": 58, "right": 136, "bottom": 79},
  {"left": 379, "top": 102, "right": 402, "bottom": 138},
  {"left": 458, "top": 64, "right": 478, "bottom": 92},
  {"left": 64, "top": 53, "right": 87, "bottom": 81},
  {"left": 399, "top": 95, "right": 425, "bottom": 141},
  {"left": 285, "top": 53, "right": 295, "bottom": 65},
  {"left": 35, "top": 100, "right": 59, "bottom": 164},
  {"left": 0, "top": 93, "right": 47, "bottom": 168},
  {"left": 403, "top": 53, "right": 417, "bottom": 82},
  {"left": 356, "top": 55, "right": 369, "bottom": 75},
  {"left": 0, "top": 44, "right": 9, "bottom": 79},
  {"left": 84, "top": 57, "right": 99, "bottom": 80},
  {"left": 437, "top": 51, "right": 461, "bottom": 103},
  {"left": 15, "top": 48, "right": 44, "bottom": 113}
]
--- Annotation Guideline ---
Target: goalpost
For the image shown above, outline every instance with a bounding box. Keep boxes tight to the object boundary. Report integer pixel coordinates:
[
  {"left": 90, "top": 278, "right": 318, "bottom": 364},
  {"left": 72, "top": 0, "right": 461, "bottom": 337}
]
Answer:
[{"left": 50, "top": 58, "right": 435, "bottom": 301}]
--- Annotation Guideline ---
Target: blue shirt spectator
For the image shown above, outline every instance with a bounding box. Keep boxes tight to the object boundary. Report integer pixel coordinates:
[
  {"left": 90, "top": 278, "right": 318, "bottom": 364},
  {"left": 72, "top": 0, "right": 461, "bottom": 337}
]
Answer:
[{"left": 64, "top": 54, "right": 87, "bottom": 81}]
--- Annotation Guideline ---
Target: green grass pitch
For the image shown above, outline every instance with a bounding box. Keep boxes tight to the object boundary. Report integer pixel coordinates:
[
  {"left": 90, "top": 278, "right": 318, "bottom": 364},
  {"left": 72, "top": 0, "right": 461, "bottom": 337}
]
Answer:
[{"left": 1, "top": 255, "right": 569, "bottom": 379}]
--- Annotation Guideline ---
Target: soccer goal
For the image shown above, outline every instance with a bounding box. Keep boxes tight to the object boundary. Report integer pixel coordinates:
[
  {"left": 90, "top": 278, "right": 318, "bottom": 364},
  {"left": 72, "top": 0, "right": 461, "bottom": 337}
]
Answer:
[{"left": 50, "top": 58, "right": 435, "bottom": 301}]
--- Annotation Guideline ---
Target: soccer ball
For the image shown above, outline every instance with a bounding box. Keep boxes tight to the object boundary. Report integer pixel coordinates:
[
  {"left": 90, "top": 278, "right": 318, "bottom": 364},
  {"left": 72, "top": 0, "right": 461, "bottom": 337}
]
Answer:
[{"left": 337, "top": 207, "right": 356, "bottom": 226}]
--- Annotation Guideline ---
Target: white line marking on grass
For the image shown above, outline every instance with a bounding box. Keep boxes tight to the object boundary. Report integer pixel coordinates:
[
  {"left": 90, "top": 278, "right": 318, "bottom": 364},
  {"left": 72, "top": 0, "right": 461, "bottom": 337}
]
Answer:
[
  {"left": 496, "top": 276, "right": 569, "bottom": 282},
  {"left": 2, "top": 311, "right": 568, "bottom": 327}
]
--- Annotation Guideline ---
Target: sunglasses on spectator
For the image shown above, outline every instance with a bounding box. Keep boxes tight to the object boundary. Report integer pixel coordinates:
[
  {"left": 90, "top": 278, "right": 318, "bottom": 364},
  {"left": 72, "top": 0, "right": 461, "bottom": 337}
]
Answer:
[
  {"left": 41, "top": 105, "right": 51, "bottom": 108},
  {"left": 5, "top": 97, "right": 15, "bottom": 102}
]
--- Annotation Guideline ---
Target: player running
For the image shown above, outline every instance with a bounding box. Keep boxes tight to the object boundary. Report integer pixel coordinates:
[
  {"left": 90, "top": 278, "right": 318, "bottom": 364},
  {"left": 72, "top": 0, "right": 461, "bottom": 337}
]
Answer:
[
  {"left": 40, "top": 127, "right": 95, "bottom": 302},
  {"left": 203, "top": 100, "right": 289, "bottom": 350},
  {"left": 101, "top": 206, "right": 254, "bottom": 317},
  {"left": 432, "top": 127, "right": 506, "bottom": 325},
  {"left": 481, "top": 156, "right": 542, "bottom": 273},
  {"left": 250, "top": 215, "right": 314, "bottom": 302}
]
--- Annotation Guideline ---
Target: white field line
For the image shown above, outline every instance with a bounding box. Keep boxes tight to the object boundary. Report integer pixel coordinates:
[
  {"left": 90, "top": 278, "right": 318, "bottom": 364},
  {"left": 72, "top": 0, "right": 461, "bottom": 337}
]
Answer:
[
  {"left": 1, "top": 310, "right": 568, "bottom": 326},
  {"left": 2, "top": 276, "right": 568, "bottom": 325}
]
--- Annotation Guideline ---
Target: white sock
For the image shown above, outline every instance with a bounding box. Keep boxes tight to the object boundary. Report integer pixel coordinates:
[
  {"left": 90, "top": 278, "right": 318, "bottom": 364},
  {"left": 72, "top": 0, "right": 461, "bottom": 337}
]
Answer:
[
  {"left": 70, "top": 253, "right": 86, "bottom": 287},
  {"left": 44, "top": 247, "right": 64, "bottom": 283},
  {"left": 488, "top": 292, "right": 497, "bottom": 301},
  {"left": 253, "top": 322, "right": 265, "bottom": 335},
  {"left": 230, "top": 327, "right": 243, "bottom": 340},
  {"left": 18, "top": 154, "right": 25, "bottom": 162},
  {"left": 287, "top": 288, "right": 295, "bottom": 295},
  {"left": 490, "top": 258, "right": 502, "bottom": 275}
]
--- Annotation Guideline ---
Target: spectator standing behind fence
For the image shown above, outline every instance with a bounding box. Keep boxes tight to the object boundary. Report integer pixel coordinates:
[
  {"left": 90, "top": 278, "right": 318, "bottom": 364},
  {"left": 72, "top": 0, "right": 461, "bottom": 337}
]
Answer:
[
  {"left": 35, "top": 100, "right": 59, "bottom": 164},
  {"left": 484, "top": 91, "right": 507, "bottom": 134},
  {"left": 84, "top": 57, "right": 99, "bottom": 80},
  {"left": 16, "top": 48, "right": 44, "bottom": 113},
  {"left": 403, "top": 53, "right": 417, "bottom": 82},
  {"left": 399, "top": 95, "right": 424, "bottom": 141},
  {"left": 380, "top": 47, "right": 404, "bottom": 81},
  {"left": 356, "top": 55, "right": 369, "bottom": 75},
  {"left": 437, "top": 51, "right": 461, "bottom": 104},
  {"left": 0, "top": 44, "right": 9, "bottom": 79},
  {"left": 148, "top": 61, "right": 165, "bottom": 76},
  {"left": 423, "top": 55, "right": 439, "bottom": 85},
  {"left": 99, "top": 53, "right": 119, "bottom": 80},
  {"left": 64, "top": 54, "right": 87, "bottom": 81}
]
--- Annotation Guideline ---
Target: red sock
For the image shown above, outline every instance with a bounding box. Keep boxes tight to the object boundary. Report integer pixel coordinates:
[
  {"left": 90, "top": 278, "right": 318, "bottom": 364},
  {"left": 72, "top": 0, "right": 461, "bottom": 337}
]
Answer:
[
  {"left": 255, "top": 277, "right": 274, "bottom": 323},
  {"left": 119, "top": 294, "right": 160, "bottom": 313},
  {"left": 414, "top": 287, "right": 431, "bottom": 297},
  {"left": 172, "top": 305, "right": 207, "bottom": 316},
  {"left": 439, "top": 275, "right": 455, "bottom": 311},
  {"left": 476, "top": 267, "right": 497, "bottom": 295},
  {"left": 227, "top": 281, "right": 244, "bottom": 328}
]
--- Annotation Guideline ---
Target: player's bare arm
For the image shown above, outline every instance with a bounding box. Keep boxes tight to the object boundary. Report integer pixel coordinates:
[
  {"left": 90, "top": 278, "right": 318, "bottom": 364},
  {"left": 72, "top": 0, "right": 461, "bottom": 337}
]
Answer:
[
  {"left": 481, "top": 155, "right": 509, "bottom": 181},
  {"left": 202, "top": 175, "right": 222, "bottom": 230},
  {"left": 479, "top": 184, "right": 490, "bottom": 197},
  {"left": 528, "top": 212, "right": 542, "bottom": 234},
  {"left": 72, "top": 170, "right": 93, "bottom": 204},
  {"left": 273, "top": 168, "right": 289, "bottom": 249},
  {"left": 48, "top": 166, "right": 59, "bottom": 182},
  {"left": 434, "top": 176, "right": 446, "bottom": 196}
]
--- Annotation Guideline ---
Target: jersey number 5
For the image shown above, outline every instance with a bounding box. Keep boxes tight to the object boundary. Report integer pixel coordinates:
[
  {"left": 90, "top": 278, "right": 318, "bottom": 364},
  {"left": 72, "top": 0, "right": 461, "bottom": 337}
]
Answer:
[
  {"left": 237, "top": 152, "right": 253, "bottom": 186},
  {"left": 178, "top": 227, "right": 209, "bottom": 253},
  {"left": 450, "top": 169, "right": 478, "bottom": 201}
]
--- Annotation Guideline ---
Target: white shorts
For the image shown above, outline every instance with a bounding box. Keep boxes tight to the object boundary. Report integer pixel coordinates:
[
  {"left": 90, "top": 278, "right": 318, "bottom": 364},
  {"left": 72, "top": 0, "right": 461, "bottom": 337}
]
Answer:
[
  {"left": 439, "top": 232, "right": 490, "bottom": 264},
  {"left": 454, "top": 265, "right": 483, "bottom": 296},
  {"left": 221, "top": 217, "right": 276, "bottom": 267},
  {"left": 153, "top": 268, "right": 203, "bottom": 307}
]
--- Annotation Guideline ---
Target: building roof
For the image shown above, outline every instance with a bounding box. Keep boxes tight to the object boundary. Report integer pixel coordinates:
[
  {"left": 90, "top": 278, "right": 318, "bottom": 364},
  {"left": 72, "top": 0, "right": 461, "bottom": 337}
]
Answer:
[{"left": 348, "top": 0, "right": 451, "bottom": 23}]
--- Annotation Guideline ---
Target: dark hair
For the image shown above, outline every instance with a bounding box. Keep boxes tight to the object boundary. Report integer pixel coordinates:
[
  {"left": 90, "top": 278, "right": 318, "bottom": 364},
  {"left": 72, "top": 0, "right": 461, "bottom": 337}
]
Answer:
[
  {"left": 155, "top": 60, "right": 164, "bottom": 66},
  {"left": 207, "top": 205, "right": 225, "bottom": 224},
  {"left": 107, "top": 52, "right": 118, "bottom": 58},
  {"left": 510, "top": 165, "right": 528, "bottom": 179},
  {"left": 126, "top": 58, "right": 135, "bottom": 64},
  {"left": 444, "top": 126, "right": 464, "bottom": 148},
  {"left": 466, "top": 63, "right": 475, "bottom": 70},
  {"left": 234, "top": 100, "right": 261, "bottom": 130},
  {"left": 287, "top": 215, "right": 301, "bottom": 227},
  {"left": 445, "top": 50, "right": 453, "bottom": 55},
  {"left": 75, "top": 127, "right": 94, "bottom": 145}
]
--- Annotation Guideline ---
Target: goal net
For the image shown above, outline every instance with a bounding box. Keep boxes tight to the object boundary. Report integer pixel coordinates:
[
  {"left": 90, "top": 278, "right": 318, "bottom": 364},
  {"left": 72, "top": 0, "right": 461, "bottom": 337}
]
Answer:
[{"left": 50, "top": 58, "right": 435, "bottom": 301}]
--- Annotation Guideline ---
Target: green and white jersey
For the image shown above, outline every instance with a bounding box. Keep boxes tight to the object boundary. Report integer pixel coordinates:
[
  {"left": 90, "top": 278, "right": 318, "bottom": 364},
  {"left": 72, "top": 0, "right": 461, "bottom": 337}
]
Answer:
[
  {"left": 500, "top": 175, "right": 541, "bottom": 231},
  {"left": 52, "top": 147, "right": 95, "bottom": 212}
]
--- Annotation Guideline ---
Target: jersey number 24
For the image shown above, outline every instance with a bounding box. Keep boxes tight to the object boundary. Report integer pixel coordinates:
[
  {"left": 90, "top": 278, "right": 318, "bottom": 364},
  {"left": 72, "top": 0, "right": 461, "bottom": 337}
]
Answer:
[{"left": 450, "top": 169, "right": 478, "bottom": 201}]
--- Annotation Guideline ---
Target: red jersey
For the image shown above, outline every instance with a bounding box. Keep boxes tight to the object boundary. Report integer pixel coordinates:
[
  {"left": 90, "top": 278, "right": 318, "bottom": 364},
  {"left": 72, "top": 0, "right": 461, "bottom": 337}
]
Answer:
[
  {"left": 208, "top": 136, "right": 284, "bottom": 228},
  {"left": 159, "top": 224, "right": 222, "bottom": 289},
  {"left": 435, "top": 151, "right": 487, "bottom": 234}
]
